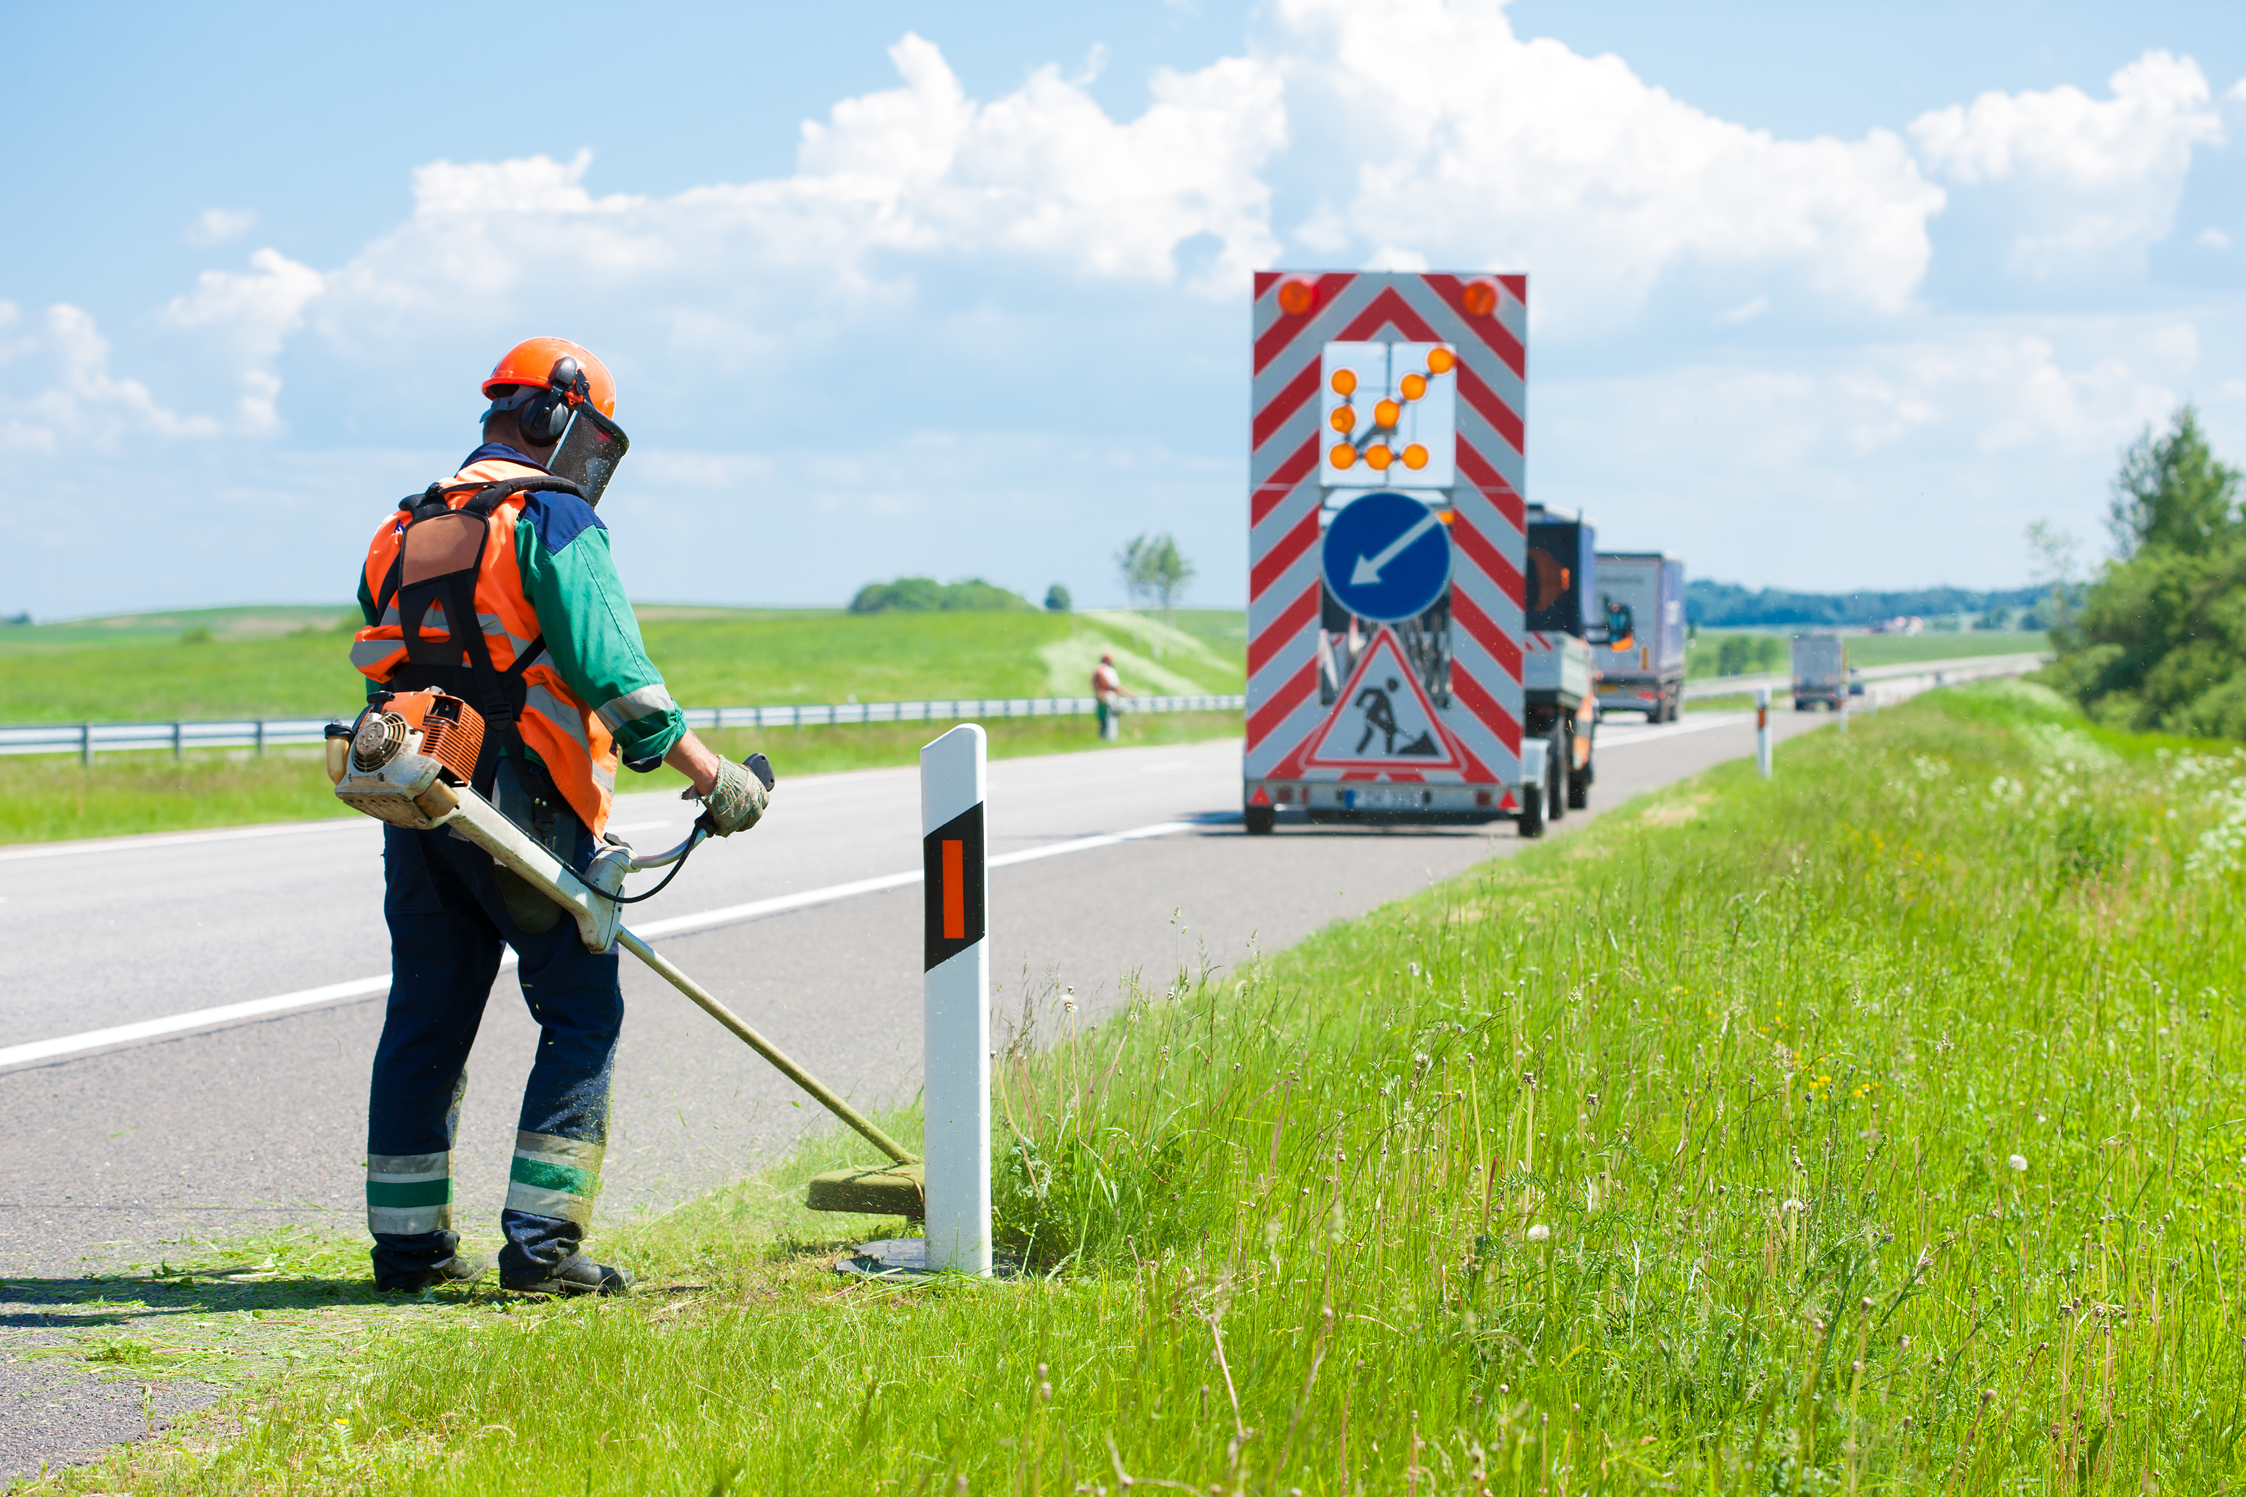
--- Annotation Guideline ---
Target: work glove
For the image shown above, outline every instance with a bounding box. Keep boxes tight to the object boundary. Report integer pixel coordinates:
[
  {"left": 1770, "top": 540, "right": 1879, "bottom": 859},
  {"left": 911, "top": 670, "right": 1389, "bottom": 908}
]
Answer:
[{"left": 690, "top": 754, "right": 770, "bottom": 836}]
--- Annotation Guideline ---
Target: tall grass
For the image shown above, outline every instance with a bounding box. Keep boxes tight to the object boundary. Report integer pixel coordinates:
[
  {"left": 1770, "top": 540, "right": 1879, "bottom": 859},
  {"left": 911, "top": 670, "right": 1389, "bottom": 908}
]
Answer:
[{"left": 38, "top": 682, "right": 2246, "bottom": 1493}]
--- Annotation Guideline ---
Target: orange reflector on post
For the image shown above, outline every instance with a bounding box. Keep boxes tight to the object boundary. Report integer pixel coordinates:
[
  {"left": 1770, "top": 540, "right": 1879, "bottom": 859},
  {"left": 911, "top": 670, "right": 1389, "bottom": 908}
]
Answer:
[{"left": 941, "top": 839, "right": 966, "bottom": 940}]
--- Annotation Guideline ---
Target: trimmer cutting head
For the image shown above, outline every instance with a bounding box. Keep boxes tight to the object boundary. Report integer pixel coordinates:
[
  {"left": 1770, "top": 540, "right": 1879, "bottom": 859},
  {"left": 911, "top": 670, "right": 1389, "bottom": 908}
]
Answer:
[{"left": 805, "top": 1162, "right": 926, "bottom": 1220}]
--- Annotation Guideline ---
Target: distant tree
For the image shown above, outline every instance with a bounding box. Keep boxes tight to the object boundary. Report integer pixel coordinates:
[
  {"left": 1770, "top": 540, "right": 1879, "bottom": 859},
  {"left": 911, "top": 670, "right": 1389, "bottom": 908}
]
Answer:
[
  {"left": 2044, "top": 405, "right": 2246, "bottom": 734},
  {"left": 2025, "top": 520, "right": 2083, "bottom": 632},
  {"left": 1044, "top": 584, "right": 1072, "bottom": 613},
  {"left": 1116, "top": 533, "right": 1194, "bottom": 656},
  {"left": 848, "top": 577, "right": 1033, "bottom": 614}
]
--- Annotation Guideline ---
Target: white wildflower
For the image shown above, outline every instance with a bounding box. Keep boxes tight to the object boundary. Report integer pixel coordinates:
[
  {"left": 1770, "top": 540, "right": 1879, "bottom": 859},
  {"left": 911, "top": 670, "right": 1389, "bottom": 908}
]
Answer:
[
  {"left": 2009, "top": 1154, "right": 2028, "bottom": 1173},
  {"left": 1525, "top": 1224, "right": 1551, "bottom": 1243}
]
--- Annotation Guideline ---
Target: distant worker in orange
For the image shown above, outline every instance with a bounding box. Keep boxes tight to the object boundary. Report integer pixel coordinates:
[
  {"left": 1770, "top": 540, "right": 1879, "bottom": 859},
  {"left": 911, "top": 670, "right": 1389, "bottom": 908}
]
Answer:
[{"left": 1092, "top": 652, "right": 1136, "bottom": 741}]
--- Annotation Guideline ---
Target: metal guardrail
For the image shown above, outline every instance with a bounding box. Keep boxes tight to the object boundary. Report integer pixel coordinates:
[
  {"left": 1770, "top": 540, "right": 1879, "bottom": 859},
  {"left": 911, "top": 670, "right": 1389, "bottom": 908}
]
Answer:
[
  {"left": 1683, "top": 652, "right": 2048, "bottom": 700},
  {"left": 0, "top": 694, "right": 1248, "bottom": 763}
]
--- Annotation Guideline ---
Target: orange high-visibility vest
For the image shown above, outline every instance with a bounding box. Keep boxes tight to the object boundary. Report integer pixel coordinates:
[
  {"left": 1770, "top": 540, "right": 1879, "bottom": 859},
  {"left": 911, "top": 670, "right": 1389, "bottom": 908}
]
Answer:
[{"left": 352, "top": 458, "right": 621, "bottom": 835}]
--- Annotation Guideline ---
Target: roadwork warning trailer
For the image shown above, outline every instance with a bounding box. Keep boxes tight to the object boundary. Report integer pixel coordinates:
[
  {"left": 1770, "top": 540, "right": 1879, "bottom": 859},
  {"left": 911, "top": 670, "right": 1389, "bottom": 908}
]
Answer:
[
  {"left": 1593, "top": 552, "right": 1687, "bottom": 721},
  {"left": 1792, "top": 635, "right": 1848, "bottom": 711},
  {"left": 1524, "top": 505, "right": 1597, "bottom": 816},
  {"left": 1244, "top": 271, "right": 1544, "bottom": 836}
]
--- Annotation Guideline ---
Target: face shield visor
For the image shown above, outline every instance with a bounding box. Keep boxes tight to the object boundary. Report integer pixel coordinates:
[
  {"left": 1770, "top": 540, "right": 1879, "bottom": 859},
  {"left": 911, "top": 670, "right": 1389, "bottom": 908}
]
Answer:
[{"left": 547, "top": 400, "right": 630, "bottom": 508}]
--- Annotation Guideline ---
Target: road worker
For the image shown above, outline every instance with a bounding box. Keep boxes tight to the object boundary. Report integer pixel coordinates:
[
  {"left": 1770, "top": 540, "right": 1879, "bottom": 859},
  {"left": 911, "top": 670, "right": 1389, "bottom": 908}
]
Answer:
[
  {"left": 349, "top": 338, "right": 767, "bottom": 1296},
  {"left": 1092, "top": 651, "right": 1136, "bottom": 741}
]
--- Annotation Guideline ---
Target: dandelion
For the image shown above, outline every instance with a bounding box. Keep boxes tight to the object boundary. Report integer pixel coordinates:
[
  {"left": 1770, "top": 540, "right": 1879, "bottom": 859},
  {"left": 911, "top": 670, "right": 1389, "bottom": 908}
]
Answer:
[
  {"left": 2009, "top": 1154, "right": 2028, "bottom": 1173},
  {"left": 1525, "top": 1224, "right": 1551, "bottom": 1242}
]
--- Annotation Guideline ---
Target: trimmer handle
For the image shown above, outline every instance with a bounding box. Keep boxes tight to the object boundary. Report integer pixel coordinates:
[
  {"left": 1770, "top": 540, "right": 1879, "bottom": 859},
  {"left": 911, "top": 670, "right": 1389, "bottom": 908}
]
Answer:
[{"left": 690, "top": 752, "right": 776, "bottom": 836}]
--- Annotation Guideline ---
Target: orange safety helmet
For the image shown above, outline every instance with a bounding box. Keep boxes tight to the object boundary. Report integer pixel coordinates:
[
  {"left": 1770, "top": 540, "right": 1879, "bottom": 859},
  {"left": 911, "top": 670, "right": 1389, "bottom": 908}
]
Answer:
[{"left": 482, "top": 337, "right": 617, "bottom": 418}]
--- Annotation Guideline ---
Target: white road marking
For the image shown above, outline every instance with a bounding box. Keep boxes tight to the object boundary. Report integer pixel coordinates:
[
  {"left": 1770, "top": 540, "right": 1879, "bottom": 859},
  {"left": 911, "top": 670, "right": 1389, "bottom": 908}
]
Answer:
[
  {"left": 0, "top": 816, "right": 374, "bottom": 864},
  {"left": 1599, "top": 713, "right": 1754, "bottom": 747},
  {"left": 0, "top": 816, "right": 1221, "bottom": 1072}
]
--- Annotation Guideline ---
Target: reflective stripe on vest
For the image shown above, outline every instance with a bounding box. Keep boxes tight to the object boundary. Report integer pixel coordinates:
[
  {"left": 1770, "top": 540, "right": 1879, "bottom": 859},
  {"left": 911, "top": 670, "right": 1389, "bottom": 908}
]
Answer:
[{"left": 353, "top": 459, "right": 621, "bottom": 834}]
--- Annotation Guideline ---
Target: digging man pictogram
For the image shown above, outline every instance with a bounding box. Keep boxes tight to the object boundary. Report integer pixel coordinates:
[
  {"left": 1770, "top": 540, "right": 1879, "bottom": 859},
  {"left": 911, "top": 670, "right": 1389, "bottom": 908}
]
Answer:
[{"left": 1354, "top": 677, "right": 1439, "bottom": 757}]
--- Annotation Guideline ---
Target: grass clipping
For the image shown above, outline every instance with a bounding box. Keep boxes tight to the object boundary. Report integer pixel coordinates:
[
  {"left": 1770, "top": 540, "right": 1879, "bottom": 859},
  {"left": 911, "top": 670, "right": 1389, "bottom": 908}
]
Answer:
[{"left": 43, "top": 680, "right": 2246, "bottom": 1493}]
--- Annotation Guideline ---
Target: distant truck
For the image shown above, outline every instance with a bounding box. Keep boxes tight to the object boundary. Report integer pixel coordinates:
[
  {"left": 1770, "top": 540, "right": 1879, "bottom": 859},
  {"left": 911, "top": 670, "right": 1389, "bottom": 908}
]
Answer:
[
  {"left": 1524, "top": 506, "right": 1598, "bottom": 816},
  {"left": 1593, "top": 553, "right": 1687, "bottom": 721},
  {"left": 1792, "top": 635, "right": 1848, "bottom": 711}
]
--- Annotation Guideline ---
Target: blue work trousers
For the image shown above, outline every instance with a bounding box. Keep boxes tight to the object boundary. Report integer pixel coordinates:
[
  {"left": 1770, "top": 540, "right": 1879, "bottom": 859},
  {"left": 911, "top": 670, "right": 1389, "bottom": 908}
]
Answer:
[{"left": 365, "top": 819, "right": 621, "bottom": 1284}]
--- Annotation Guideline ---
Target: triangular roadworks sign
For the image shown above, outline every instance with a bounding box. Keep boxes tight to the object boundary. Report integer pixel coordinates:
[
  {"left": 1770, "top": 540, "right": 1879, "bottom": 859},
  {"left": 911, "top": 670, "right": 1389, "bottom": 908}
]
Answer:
[{"left": 1303, "top": 629, "right": 1464, "bottom": 772}]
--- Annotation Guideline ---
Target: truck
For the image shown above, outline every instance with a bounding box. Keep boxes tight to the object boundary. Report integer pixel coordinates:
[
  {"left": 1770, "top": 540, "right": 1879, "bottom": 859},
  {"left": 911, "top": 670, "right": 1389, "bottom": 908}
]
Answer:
[
  {"left": 1792, "top": 635, "right": 1848, "bottom": 711},
  {"left": 1592, "top": 552, "right": 1687, "bottom": 721},
  {"left": 1523, "top": 505, "right": 1598, "bottom": 816},
  {"left": 1243, "top": 270, "right": 1551, "bottom": 836}
]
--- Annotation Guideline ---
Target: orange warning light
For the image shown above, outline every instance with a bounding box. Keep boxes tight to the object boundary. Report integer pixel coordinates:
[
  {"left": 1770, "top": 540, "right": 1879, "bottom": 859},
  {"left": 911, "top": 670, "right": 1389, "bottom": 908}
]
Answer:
[
  {"left": 1427, "top": 346, "right": 1457, "bottom": 374},
  {"left": 1330, "top": 442, "right": 1358, "bottom": 469},
  {"left": 1328, "top": 405, "right": 1355, "bottom": 433},
  {"left": 1460, "top": 282, "right": 1497, "bottom": 317},
  {"left": 1402, "top": 443, "right": 1429, "bottom": 470},
  {"left": 1399, "top": 372, "right": 1427, "bottom": 401},
  {"left": 1374, "top": 398, "right": 1401, "bottom": 427},
  {"left": 1365, "top": 444, "right": 1393, "bottom": 471},
  {"left": 1278, "top": 278, "right": 1316, "bottom": 315},
  {"left": 1330, "top": 368, "right": 1357, "bottom": 397}
]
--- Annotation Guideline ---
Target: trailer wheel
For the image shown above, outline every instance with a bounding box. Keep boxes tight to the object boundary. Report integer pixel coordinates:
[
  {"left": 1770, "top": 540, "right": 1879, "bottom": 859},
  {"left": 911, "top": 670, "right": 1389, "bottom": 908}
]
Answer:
[
  {"left": 1244, "top": 805, "right": 1277, "bottom": 836},
  {"left": 1548, "top": 723, "right": 1569, "bottom": 821},
  {"left": 1517, "top": 785, "right": 1546, "bottom": 839}
]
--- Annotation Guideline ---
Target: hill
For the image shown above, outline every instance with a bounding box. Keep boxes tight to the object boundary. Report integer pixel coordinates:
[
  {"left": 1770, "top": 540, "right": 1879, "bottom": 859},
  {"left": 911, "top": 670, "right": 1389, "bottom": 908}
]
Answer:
[{"left": 1687, "top": 580, "right": 2044, "bottom": 628}]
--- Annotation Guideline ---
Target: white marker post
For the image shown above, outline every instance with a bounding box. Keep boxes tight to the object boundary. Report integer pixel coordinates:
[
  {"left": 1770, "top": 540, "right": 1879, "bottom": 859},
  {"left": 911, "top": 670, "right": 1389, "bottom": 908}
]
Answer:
[
  {"left": 921, "top": 725, "right": 991, "bottom": 1275},
  {"left": 1755, "top": 688, "right": 1773, "bottom": 779}
]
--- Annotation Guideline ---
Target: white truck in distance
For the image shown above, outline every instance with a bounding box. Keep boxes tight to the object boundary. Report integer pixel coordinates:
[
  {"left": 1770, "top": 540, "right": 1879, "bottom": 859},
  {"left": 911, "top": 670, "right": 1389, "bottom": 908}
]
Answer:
[
  {"left": 1792, "top": 636, "right": 1848, "bottom": 711},
  {"left": 1593, "top": 553, "right": 1687, "bottom": 721}
]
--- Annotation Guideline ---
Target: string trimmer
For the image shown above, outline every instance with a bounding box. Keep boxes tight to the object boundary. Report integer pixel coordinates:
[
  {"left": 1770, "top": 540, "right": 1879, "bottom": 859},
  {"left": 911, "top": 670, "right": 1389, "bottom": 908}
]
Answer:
[{"left": 326, "top": 689, "right": 924, "bottom": 1217}]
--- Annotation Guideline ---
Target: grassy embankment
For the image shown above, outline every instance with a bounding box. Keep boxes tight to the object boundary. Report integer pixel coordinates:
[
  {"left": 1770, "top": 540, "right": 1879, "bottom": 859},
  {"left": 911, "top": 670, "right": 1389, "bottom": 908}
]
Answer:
[
  {"left": 0, "top": 606, "right": 1245, "bottom": 843},
  {"left": 1686, "top": 630, "right": 2049, "bottom": 680},
  {"left": 32, "top": 681, "right": 2246, "bottom": 1492}
]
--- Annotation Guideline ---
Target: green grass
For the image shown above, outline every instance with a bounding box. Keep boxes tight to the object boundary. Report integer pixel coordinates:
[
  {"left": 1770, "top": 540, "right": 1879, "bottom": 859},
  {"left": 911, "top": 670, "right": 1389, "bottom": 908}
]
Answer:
[
  {"left": 0, "top": 713, "right": 1243, "bottom": 844},
  {"left": 0, "top": 607, "right": 1244, "bottom": 725},
  {"left": 37, "top": 680, "right": 2246, "bottom": 1492}
]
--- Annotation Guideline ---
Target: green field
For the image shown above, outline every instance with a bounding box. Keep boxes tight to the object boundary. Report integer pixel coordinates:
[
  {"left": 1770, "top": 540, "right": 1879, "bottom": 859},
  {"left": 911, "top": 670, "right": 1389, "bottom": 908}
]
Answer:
[
  {"left": 30, "top": 681, "right": 2245, "bottom": 1493},
  {"left": 0, "top": 605, "right": 1245, "bottom": 724},
  {"left": 1687, "top": 629, "right": 2048, "bottom": 679}
]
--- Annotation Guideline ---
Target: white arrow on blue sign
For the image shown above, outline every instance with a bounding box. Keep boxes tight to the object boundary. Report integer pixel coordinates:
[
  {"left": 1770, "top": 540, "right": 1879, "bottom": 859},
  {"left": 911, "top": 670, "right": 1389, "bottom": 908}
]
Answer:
[{"left": 1322, "top": 492, "right": 1452, "bottom": 623}]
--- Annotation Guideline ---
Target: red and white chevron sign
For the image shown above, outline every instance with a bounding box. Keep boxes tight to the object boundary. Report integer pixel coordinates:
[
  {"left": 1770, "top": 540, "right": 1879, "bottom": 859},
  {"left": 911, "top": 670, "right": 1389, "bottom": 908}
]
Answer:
[{"left": 1244, "top": 272, "right": 1528, "bottom": 813}]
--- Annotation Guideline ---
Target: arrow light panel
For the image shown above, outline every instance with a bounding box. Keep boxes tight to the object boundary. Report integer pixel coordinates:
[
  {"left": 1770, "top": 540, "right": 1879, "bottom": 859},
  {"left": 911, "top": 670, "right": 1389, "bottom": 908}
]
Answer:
[{"left": 1320, "top": 341, "right": 1458, "bottom": 491}]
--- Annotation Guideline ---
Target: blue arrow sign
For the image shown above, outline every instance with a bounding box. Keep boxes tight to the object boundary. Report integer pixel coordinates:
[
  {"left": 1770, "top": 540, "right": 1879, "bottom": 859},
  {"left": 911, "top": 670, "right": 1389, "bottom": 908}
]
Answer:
[{"left": 1322, "top": 492, "right": 1451, "bottom": 623}]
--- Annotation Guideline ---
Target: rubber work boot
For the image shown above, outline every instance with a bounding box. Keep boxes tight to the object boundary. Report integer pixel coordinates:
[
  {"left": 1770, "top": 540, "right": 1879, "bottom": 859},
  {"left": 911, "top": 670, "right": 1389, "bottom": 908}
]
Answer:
[
  {"left": 501, "top": 1253, "right": 632, "bottom": 1298},
  {"left": 376, "top": 1250, "right": 489, "bottom": 1294}
]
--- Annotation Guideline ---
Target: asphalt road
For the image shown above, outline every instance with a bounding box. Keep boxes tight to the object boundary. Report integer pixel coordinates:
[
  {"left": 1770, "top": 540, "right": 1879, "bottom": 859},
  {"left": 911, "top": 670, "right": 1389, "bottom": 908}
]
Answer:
[{"left": 0, "top": 703, "right": 1841, "bottom": 1484}]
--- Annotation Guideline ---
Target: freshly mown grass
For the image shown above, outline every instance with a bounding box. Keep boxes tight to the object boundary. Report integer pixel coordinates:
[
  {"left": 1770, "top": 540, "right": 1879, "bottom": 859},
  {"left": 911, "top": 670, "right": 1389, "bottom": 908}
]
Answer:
[
  {"left": 0, "top": 607, "right": 1244, "bottom": 725},
  {"left": 0, "top": 712, "right": 1244, "bottom": 844},
  {"left": 36, "top": 681, "right": 2246, "bottom": 1493}
]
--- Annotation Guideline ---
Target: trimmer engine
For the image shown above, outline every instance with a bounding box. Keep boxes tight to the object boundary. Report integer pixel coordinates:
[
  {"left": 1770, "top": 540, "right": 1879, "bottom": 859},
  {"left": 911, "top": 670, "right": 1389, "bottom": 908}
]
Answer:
[{"left": 328, "top": 690, "right": 485, "bottom": 828}]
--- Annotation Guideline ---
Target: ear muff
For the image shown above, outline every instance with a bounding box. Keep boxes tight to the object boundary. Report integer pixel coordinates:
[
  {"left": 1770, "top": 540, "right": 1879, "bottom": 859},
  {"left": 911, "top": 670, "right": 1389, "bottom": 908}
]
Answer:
[{"left": 487, "top": 356, "right": 587, "bottom": 448}]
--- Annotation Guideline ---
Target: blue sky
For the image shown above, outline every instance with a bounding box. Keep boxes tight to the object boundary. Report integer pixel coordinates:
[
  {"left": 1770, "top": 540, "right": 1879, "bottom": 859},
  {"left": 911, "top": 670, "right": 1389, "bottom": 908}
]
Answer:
[{"left": 5, "top": 0, "right": 2244, "bottom": 616}]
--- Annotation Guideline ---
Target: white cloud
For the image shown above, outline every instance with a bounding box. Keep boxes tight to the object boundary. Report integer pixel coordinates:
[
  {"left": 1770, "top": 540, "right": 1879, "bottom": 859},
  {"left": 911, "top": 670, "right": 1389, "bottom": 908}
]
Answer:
[
  {"left": 185, "top": 207, "right": 258, "bottom": 246},
  {"left": 1271, "top": 0, "right": 1945, "bottom": 325},
  {"left": 0, "top": 304, "right": 218, "bottom": 454},
  {"left": 157, "top": 249, "right": 325, "bottom": 430},
  {"left": 1910, "top": 52, "right": 2225, "bottom": 274}
]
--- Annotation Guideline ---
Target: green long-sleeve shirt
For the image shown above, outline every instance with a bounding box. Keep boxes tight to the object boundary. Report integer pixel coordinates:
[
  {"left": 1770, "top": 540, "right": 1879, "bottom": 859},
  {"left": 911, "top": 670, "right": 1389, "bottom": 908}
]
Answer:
[{"left": 356, "top": 445, "right": 686, "bottom": 772}]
